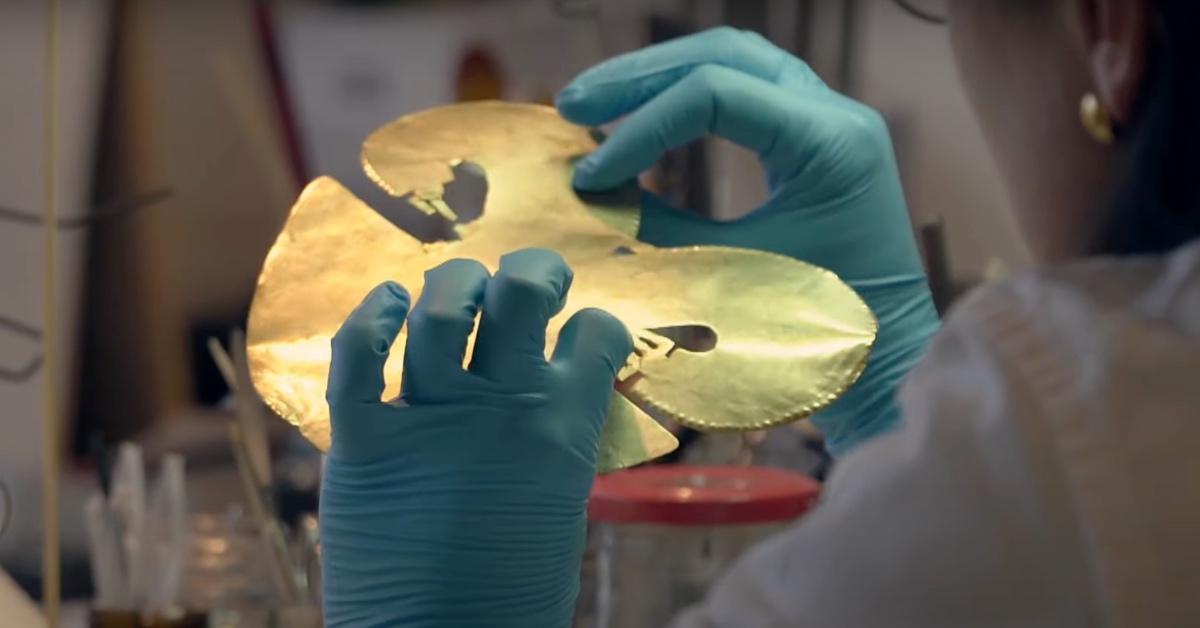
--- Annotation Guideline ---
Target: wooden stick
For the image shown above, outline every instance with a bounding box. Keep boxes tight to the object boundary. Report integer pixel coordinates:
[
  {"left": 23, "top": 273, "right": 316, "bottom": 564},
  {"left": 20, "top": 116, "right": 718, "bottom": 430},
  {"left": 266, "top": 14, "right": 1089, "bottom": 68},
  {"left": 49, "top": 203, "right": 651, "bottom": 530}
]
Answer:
[
  {"left": 228, "top": 423, "right": 300, "bottom": 603},
  {"left": 230, "top": 330, "right": 271, "bottom": 487},
  {"left": 207, "top": 334, "right": 270, "bottom": 486},
  {"left": 206, "top": 337, "right": 237, "bottom": 391}
]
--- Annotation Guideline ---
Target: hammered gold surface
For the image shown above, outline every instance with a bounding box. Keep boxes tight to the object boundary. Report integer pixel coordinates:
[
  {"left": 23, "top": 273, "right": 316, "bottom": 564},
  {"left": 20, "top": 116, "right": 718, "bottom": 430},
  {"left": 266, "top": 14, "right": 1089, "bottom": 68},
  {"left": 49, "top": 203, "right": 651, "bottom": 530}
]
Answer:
[{"left": 246, "top": 101, "right": 876, "bottom": 472}]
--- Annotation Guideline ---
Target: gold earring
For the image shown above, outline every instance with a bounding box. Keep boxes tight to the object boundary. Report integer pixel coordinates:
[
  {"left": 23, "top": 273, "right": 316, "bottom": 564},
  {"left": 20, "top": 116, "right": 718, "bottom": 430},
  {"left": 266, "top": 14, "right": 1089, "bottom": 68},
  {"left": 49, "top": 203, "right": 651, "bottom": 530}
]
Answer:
[{"left": 1080, "top": 92, "right": 1114, "bottom": 144}]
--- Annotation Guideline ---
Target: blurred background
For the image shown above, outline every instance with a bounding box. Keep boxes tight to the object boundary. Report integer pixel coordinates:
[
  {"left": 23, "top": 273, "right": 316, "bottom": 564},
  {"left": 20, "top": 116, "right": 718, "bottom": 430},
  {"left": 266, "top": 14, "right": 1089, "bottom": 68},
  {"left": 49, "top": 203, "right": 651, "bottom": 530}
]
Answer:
[{"left": 1, "top": 0, "right": 1027, "bottom": 623}]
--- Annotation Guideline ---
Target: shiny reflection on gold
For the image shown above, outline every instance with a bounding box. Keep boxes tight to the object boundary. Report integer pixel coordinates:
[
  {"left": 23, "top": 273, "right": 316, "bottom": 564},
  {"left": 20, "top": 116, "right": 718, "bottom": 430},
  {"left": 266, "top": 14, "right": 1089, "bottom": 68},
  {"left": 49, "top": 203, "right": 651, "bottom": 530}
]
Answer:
[{"left": 247, "top": 102, "right": 876, "bottom": 472}]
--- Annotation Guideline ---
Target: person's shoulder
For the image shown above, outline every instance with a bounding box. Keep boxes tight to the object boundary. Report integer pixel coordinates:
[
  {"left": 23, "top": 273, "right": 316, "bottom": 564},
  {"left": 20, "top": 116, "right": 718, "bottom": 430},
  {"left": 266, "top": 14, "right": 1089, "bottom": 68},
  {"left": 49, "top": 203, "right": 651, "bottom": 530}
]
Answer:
[
  {"left": 954, "top": 239, "right": 1200, "bottom": 342},
  {"left": 906, "top": 243, "right": 1200, "bottom": 624},
  {"left": 902, "top": 238, "right": 1200, "bottom": 438}
]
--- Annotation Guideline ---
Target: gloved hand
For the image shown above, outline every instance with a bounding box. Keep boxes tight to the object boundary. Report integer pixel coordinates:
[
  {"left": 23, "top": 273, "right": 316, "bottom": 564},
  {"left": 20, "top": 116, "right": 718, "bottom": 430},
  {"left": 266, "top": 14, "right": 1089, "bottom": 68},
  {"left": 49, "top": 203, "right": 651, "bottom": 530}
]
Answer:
[
  {"left": 557, "top": 27, "right": 941, "bottom": 456},
  {"left": 320, "top": 248, "right": 632, "bottom": 628}
]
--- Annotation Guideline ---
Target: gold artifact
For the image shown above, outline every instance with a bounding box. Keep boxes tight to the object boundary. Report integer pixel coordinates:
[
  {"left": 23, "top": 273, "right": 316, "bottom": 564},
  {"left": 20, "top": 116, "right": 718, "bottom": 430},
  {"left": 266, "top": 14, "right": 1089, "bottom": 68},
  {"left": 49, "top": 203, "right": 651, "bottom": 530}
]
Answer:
[{"left": 247, "top": 102, "right": 876, "bottom": 472}]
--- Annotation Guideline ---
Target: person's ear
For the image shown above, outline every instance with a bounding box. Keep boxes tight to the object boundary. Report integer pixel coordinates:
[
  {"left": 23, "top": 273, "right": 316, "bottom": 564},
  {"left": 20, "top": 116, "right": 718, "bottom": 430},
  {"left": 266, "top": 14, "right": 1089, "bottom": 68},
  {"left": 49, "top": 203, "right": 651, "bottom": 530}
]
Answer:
[{"left": 1074, "top": 0, "right": 1151, "bottom": 124}]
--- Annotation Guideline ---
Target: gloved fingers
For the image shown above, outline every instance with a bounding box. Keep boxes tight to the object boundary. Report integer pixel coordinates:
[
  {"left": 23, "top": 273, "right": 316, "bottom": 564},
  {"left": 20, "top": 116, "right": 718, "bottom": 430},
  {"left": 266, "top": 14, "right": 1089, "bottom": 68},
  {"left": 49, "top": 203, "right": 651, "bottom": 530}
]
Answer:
[
  {"left": 469, "top": 248, "right": 573, "bottom": 381},
  {"left": 571, "top": 64, "right": 802, "bottom": 191},
  {"left": 557, "top": 26, "right": 825, "bottom": 127},
  {"left": 327, "top": 281, "right": 411, "bottom": 406},
  {"left": 634, "top": 189, "right": 742, "bottom": 247},
  {"left": 551, "top": 308, "right": 633, "bottom": 422},
  {"left": 401, "top": 258, "right": 490, "bottom": 401}
]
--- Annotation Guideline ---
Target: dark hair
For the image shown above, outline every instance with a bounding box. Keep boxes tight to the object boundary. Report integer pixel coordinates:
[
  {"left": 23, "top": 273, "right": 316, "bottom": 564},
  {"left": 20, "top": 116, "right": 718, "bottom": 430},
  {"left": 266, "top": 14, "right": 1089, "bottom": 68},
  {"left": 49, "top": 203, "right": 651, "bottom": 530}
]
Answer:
[{"left": 1100, "top": 0, "right": 1200, "bottom": 255}]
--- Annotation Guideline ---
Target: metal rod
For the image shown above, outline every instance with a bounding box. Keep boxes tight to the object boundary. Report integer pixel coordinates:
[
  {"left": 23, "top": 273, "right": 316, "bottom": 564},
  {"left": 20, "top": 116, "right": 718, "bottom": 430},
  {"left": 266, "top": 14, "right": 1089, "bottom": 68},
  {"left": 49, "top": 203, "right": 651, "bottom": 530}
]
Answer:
[
  {"left": 0, "top": 187, "right": 172, "bottom": 228},
  {"left": 42, "top": 0, "right": 63, "bottom": 622}
]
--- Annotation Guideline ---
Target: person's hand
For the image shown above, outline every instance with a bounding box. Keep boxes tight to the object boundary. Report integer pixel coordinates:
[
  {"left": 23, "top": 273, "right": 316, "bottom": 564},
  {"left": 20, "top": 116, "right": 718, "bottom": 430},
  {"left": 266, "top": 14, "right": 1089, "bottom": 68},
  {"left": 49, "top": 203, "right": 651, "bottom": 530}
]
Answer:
[
  {"left": 557, "top": 27, "right": 941, "bottom": 455},
  {"left": 319, "top": 248, "right": 632, "bottom": 628}
]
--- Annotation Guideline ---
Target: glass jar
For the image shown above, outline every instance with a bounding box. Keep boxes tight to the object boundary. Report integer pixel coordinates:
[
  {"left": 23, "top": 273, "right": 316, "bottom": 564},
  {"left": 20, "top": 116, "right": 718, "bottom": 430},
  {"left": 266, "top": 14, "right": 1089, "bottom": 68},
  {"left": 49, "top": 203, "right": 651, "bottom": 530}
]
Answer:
[
  {"left": 182, "top": 511, "right": 278, "bottom": 626},
  {"left": 584, "top": 466, "right": 820, "bottom": 628}
]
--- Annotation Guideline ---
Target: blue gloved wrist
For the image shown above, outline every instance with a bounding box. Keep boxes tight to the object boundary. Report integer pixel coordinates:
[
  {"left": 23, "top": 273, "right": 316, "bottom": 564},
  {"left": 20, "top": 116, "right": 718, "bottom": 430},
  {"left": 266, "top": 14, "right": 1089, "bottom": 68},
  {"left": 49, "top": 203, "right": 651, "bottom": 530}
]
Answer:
[
  {"left": 321, "top": 454, "right": 585, "bottom": 628},
  {"left": 811, "top": 275, "right": 941, "bottom": 456}
]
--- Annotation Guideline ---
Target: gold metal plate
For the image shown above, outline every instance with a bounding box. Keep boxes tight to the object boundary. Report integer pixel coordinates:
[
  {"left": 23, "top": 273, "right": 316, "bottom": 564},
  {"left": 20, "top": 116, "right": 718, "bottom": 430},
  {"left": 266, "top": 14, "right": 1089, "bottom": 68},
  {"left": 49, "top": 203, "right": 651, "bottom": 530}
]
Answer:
[{"left": 246, "top": 101, "right": 876, "bottom": 472}]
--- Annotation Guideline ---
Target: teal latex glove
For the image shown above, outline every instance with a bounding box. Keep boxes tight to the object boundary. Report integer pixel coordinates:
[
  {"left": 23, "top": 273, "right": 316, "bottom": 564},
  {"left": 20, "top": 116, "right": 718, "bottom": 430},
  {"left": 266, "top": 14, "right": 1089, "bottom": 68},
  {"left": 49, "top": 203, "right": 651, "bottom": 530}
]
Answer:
[
  {"left": 557, "top": 27, "right": 941, "bottom": 456},
  {"left": 320, "top": 248, "right": 632, "bottom": 627}
]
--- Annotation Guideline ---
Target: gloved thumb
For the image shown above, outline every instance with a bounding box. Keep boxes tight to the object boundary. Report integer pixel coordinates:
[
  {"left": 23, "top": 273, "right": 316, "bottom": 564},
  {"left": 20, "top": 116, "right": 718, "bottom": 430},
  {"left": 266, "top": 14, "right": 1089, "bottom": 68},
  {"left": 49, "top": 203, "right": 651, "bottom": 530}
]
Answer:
[{"left": 551, "top": 308, "right": 633, "bottom": 421}]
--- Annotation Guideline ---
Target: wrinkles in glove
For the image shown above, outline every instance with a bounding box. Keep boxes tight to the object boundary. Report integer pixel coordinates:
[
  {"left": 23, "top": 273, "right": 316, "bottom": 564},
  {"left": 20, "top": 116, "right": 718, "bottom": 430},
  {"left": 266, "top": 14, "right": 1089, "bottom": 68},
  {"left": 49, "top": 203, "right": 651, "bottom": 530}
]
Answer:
[
  {"left": 557, "top": 27, "right": 942, "bottom": 456},
  {"left": 320, "top": 248, "right": 632, "bottom": 628}
]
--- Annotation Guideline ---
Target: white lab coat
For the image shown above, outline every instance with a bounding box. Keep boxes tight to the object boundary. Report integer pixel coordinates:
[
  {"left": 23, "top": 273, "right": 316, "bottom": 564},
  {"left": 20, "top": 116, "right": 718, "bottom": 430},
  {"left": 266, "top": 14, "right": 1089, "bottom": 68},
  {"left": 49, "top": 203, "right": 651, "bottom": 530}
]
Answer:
[{"left": 672, "top": 240, "right": 1200, "bottom": 628}]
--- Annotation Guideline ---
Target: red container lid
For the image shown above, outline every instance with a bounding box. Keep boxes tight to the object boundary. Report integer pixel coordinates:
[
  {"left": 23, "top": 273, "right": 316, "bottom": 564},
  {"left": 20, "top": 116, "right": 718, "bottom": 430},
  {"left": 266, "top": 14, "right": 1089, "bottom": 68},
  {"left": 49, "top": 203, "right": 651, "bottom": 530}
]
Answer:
[{"left": 589, "top": 466, "right": 821, "bottom": 526}]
